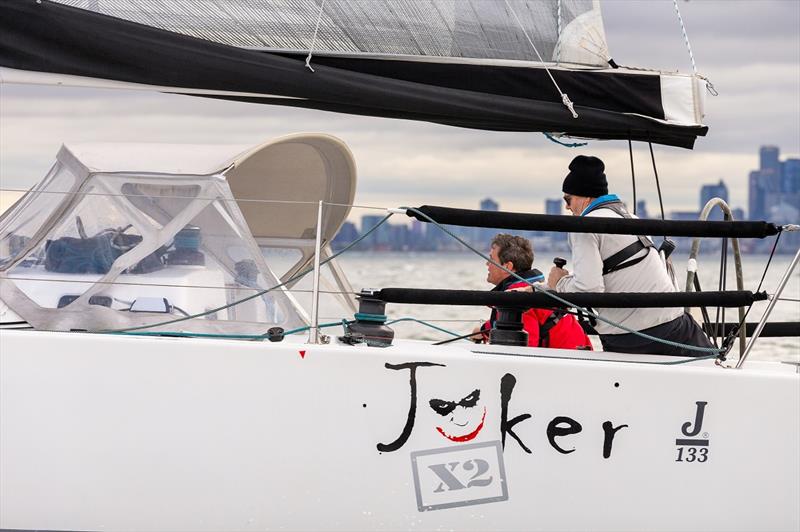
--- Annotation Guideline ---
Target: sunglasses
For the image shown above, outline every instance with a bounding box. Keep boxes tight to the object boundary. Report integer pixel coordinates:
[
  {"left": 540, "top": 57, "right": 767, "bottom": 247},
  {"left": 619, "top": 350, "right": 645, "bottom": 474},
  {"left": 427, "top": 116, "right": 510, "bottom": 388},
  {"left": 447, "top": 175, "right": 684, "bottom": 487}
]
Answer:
[{"left": 563, "top": 195, "right": 573, "bottom": 206}]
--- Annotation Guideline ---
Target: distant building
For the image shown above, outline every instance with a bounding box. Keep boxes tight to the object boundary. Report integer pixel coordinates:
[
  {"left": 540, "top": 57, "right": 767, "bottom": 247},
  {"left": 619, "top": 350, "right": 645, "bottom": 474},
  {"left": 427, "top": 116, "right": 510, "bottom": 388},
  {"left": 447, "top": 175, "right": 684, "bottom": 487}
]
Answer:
[
  {"left": 670, "top": 210, "right": 701, "bottom": 255},
  {"left": 760, "top": 146, "right": 781, "bottom": 192},
  {"left": 670, "top": 211, "right": 700, "bottom": 221},
  {"left": 749, "top": 170, "right": 765, "bottom": 221},
  {"left": 410, "top": 219, "right": 425, "bottom": 240},
  {"left": 478, "top": 197, "right": 500, "bottom": 246},
  {"left": 749, "top": 146, "right": 799, "bottom": 223},
  {"left": 635, "top": 200, "right": 649, "bottom": 219},
  {"left": 544, "top": 198, "right": 568, "bottom": 244},
  {"left": 700, "top": 180, "right": 728, "bottom": 209},
  {"left": 747, "top": 146, "right": 799, "bottom": 253},
  {"left": 699, "top": 180, "right": 729, "bottom": 221},
  {"left": 331, "top": 221, "right": 359, "bottom": 250},
  {"left": 480, "top": 198, "right": 499, "bottom": 212},
  {"left": 545, "top": 199, "right": 563, "bottom": 216},
  {"left": 389, "top": 224, "right": 410, "bottom": 250},
  {"left": 361, "top": 214, "right": 392, "bottom": 249},
  {"left": 781, "top": 159, "right": 800, "bottom": 226},
  {"left": 782, "top": 158, "right": 800, "bottom": 194}
]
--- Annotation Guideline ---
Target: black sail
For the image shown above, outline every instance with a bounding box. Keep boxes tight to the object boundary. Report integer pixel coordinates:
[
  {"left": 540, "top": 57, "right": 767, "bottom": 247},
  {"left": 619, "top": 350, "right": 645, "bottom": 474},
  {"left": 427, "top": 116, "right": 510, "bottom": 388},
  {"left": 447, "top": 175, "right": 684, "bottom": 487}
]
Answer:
[{"left": 0, "top": 0, "right": 708, "bottom": 148}]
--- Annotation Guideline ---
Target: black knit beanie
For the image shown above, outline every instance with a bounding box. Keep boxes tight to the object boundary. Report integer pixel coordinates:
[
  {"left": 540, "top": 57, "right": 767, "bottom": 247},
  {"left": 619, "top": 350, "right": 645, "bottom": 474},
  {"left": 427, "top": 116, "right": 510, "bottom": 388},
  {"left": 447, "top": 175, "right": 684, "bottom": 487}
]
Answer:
[{"left": 562, "top": 155, "right": 608, "bottom": 197}]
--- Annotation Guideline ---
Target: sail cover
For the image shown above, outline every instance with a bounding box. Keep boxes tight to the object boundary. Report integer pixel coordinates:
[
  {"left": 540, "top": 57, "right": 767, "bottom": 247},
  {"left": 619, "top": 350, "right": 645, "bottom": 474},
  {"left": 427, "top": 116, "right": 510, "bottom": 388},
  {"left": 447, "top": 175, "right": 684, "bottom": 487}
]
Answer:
[{"left": 0, "top": 0, "right": 708, "bottom": 148}]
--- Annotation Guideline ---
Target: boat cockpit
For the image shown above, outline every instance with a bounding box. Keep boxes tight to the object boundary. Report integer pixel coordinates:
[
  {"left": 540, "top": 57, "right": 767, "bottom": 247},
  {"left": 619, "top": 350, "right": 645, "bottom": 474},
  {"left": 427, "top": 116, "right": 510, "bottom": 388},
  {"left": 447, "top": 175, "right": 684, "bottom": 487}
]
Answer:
[{"left": 0, "top": 134, "right": 357, "bottom": 334}]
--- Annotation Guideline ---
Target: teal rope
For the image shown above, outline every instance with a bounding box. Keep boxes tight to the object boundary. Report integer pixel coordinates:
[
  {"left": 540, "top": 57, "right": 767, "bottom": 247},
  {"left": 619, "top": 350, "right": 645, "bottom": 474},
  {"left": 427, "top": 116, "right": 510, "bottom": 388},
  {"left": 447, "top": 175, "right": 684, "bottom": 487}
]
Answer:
[
  {"left": 403, "top": 206, "right": 724, "bottom": 356},
  {"left": 102, "top": 213, "right": 395, "bottom": 334},
  {"left": 658, "top": 353, "right": 719, "bottom": 365},
  {"left": 354, "top": 312, "right": 387, "bottom": 323},
  {"left": 384, "top": 317, "right": 462, "bottom": 338},
  {"left": 543, "top": 132, "right": 588, "bottom": 148},
  {"left": 109, "top": 317, "right": 462, "bottom": 343},
  {"left": 110, "top": 320, "right": 352, "bottom": 341},
  {"left": 110, "top": 316, "right": 718, "bottom": 366},
  {"left": 473, "top": 349, "right": 720, "bottom": 366}
]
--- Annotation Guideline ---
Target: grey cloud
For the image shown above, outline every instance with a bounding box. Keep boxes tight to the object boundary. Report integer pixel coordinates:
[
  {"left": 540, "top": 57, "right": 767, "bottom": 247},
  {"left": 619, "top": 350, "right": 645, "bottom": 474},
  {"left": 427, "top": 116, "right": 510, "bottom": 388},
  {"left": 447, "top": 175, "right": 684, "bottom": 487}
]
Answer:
[
  {"left": 604, "top": 0, "right": 800, "bottom": 69},
  {"left": 1, "top": 0, "right": 798, "bottom": 213}
]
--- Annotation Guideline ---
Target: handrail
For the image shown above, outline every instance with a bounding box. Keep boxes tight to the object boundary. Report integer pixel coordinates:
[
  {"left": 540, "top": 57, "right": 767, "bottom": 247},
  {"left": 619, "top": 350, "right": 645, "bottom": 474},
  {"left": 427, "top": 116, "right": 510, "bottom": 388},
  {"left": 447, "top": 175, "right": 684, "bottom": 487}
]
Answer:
[
  {"left": 685, "top": 198, "right": 746, "bottom": 357},
  {"left": 308, "top": 201, "right": 324, "bottom": 344}
]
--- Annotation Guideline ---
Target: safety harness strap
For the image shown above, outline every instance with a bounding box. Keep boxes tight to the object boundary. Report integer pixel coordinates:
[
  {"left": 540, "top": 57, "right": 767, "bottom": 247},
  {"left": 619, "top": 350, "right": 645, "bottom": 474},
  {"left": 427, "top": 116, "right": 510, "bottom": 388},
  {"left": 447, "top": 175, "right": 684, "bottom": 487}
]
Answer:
[
  {"left": 538, "top": 310, "right": 564, "bottom": 347},
  {"left": 602, "top": 240, "right": 650, "bottom": 275},
  {"left": 587, "top": 199, "right": 655, "bottom": 276}
]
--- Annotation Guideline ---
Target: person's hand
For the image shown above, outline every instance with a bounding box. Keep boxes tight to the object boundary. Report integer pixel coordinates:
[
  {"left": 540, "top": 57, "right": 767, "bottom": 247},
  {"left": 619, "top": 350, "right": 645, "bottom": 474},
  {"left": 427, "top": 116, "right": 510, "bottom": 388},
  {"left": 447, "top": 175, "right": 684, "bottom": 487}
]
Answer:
[
  {"left": 548, "top": 266, "right": 569, "bottom": 289},
  {"left": 470, "top": 325, "right": 485, "bottom": 343},
  {"left": 508, "top": 285, "right": 532, "bottom": 293}
]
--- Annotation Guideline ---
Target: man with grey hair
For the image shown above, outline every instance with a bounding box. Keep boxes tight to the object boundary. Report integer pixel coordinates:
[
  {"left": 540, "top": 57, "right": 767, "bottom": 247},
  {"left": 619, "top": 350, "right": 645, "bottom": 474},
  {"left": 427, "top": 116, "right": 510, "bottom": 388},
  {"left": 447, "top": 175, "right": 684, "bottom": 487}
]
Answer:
[{"left": 473, "top": 233, "right": 592, "bottom": 349}]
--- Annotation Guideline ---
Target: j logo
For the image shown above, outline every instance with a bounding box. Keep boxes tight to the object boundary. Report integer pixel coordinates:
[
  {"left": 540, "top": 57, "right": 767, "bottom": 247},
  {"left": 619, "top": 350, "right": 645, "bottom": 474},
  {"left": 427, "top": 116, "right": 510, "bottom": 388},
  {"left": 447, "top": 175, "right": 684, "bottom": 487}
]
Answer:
[
  {"left": 681, "top": 401, "right": 707, "bottom": 438},
  {"left": 675, "top": 401, "right": 710, "bottom": 464}
]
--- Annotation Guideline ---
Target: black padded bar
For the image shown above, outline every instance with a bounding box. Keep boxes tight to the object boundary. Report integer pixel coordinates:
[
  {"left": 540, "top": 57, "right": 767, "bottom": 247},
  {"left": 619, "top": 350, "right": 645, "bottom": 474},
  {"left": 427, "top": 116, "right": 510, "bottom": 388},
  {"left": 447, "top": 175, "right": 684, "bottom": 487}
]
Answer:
[
  {"left": 377, "top": 288, "right": 767, "bottom": 309},
  {"left": 407, "top": 205, "right": 781, "bottom": 239},
  {"left": 702, "top": 321, "right": 800, "bottom": 338}
]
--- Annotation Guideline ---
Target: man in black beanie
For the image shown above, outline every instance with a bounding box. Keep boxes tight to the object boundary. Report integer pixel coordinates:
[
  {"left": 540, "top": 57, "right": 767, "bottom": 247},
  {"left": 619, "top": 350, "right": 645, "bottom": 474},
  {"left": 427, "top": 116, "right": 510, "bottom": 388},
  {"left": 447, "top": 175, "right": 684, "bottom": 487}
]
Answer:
[{"left": 526, "top": 155, "right": 712, "bottom": 356}]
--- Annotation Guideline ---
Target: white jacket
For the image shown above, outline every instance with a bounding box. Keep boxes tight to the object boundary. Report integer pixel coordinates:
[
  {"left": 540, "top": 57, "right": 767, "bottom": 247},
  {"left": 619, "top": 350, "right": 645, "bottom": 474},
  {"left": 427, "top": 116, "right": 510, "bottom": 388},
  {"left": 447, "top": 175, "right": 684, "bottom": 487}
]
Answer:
[{"left": 555, "top": 208, "right": 682, "bottom": 335}]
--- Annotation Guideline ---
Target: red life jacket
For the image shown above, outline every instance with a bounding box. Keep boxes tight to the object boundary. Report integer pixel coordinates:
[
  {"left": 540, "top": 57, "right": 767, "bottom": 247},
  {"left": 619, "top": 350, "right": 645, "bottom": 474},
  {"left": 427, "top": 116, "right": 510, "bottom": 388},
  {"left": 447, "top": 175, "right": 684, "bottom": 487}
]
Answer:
[{"left": 482, "top": 275, "right": 593, "bottom": 350}]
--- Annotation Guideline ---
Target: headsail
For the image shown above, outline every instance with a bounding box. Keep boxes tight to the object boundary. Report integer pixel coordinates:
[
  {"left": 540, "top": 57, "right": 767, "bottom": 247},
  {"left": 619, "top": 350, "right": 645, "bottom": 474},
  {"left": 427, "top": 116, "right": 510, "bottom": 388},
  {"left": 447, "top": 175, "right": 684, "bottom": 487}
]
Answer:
[
  {"left": 0, "top": 0, "right": 708, "bottom": 148},
  {"left": 49, "top": 0, "right": 611, "bottom": 66}
]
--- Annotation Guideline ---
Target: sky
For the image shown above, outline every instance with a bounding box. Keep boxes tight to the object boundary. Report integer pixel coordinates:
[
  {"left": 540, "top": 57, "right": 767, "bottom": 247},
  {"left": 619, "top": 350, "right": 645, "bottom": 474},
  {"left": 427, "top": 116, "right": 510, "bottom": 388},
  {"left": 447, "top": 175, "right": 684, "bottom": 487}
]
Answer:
[{"left": 1, "top": 0, "right": 798, "bottom": 221}]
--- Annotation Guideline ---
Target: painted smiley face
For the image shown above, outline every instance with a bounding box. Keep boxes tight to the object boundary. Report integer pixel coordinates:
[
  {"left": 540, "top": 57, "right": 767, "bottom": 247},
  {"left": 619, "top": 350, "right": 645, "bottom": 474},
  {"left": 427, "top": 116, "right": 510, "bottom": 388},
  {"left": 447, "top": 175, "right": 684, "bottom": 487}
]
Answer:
[{"left": 428, "top": 389, "right": 487, "bottom": 442}]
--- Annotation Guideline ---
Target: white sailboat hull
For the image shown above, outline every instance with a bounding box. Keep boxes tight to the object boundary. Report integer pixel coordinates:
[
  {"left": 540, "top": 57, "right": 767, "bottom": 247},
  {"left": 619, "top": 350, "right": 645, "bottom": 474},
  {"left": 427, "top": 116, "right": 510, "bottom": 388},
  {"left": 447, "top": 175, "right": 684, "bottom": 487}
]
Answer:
[{"left": 1, "top": 330, "right": 798, "bottom": 531}]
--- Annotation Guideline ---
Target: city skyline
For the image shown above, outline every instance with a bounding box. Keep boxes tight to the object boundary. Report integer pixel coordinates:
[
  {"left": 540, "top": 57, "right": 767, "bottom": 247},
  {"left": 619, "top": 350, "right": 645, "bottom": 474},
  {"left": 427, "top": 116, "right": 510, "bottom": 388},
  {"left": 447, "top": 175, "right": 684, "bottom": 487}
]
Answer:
[{"left": 334, "top": 145, "right": 799, "bottom": 254}]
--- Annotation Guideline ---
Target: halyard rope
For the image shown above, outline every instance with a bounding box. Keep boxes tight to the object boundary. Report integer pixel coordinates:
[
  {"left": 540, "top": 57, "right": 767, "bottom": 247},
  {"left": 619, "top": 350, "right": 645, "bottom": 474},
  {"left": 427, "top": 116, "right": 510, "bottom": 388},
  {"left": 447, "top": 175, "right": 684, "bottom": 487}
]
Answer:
[
  {"left": 305, "top": 0, "right": 327, "bottom": 72},
  {"left": 556, "top": 0, "right": 562, "bottom": 62},
  {"left": 671, "top": 1, "right": 717, "bottom": 96},
  {"left": 504, "top": 0, "right": 578, "bottom": 118},
  {"left": 672, "top": 0, "right": 697, "bottom": 75}
]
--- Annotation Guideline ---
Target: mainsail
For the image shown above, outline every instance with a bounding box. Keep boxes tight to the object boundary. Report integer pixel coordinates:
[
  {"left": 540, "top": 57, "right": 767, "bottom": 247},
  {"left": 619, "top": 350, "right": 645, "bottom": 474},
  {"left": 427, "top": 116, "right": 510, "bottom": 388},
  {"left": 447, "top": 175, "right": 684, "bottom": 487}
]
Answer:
[{"left": 0, "top": 0, "right": 708, "bottom": 148}]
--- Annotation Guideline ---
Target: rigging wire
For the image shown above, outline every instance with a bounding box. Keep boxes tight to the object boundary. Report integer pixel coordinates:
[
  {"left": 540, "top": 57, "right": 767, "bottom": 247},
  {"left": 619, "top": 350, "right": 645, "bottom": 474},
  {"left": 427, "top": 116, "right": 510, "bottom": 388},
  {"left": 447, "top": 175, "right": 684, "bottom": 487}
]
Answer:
[
  {"left": 648, "top": 141, "right": 666, "bottom": 221},
  {"left": 503, "top": 0, "right": 578, "bottom": 118},
  {"left": 718, "top": 231, "right": 783, "bottom": 357},
  {"left": 672, "top": 0, "right": 697, "bottom": 75},
  {"left": 304, "top": 0, "right": 326, "bottom": 72},
  {"left": 557, "top": 0, "right": 562, "bottom": 39},
  {"left": 628, "top": 138, "right": 637, "bottom": 215},
  {"left": 692, "top": 275, "right": 714, "bottom": 344},
  {"left": 712, "top": 237, "right": 729, "bottom": 346},
  {"left": 433, "top": 329, "right": 483, "bottom": 346},
  {"left": 108, "top": 316, "right": 463, "bottom": 343},
  {"left": 671, "top": 0, "right": 716, "bottom": 96},
  {"left": 0, "top": 187, "right": 386, "bottom": 210},
  {"left": 754, "top": 232, "right": 782, "bottom": 296},
  {"left": 721, "top": 237, "right": 728, "bottom": 342}
]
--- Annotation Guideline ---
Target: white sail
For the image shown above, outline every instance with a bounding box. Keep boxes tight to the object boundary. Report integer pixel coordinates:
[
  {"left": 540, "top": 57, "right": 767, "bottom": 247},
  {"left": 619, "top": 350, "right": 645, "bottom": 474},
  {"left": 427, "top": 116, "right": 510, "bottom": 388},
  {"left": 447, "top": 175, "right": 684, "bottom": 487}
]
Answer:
[{"left": 54, "top": 0, "right": 610, "bottom": 66}]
